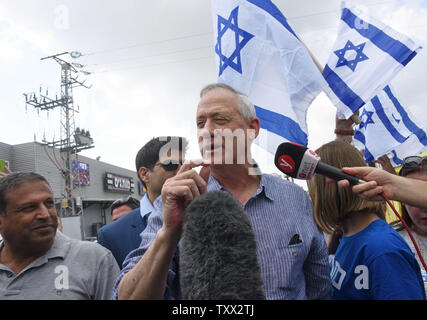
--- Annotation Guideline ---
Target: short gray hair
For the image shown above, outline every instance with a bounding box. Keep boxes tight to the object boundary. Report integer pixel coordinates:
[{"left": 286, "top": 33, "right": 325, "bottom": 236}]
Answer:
[{"left": 200, "top": 83, "right": 256, "bottom": 122}]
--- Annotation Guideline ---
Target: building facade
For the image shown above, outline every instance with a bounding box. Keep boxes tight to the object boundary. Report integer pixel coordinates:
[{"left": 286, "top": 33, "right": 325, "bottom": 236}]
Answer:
[{"left": 0, "top": 141, "right": 142, "bottom": 241}]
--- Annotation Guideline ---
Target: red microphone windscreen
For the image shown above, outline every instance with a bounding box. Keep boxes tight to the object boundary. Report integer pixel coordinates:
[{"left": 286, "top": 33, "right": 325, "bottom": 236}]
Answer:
[{"left": 274, "top": 142, "right": 320, "bottom": 180}]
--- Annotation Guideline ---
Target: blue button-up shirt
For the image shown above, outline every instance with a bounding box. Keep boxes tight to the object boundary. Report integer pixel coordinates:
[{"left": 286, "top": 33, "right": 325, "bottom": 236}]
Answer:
[
  {"left": 139, "top": 193, "right": 154, "bottom": 221},
  {"left": 113, "top": 173, "right": 330, "bottom": 300}
]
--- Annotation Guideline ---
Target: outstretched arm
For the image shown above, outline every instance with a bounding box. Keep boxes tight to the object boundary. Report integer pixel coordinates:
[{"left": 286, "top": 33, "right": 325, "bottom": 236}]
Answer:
[{"left": 338, "top": 166, "right": 427, "bottom": 209}]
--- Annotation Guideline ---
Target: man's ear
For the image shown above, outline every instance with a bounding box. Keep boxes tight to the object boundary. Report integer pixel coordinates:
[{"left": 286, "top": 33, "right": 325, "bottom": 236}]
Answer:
[
  {"left": 248, "top": 117, "right": 260, "bottom": 140},
  {"left": 138, "top": 167, "right": 150, "bottom": 186}
]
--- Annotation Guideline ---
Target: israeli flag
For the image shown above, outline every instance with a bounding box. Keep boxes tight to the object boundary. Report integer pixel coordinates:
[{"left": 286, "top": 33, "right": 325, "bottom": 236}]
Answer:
[
  {"left": 389, "top": 133, "right": 427, "bottom": 167},
  {"left": 211, "top": 0, "right": 324, "bottom": 153},
  {"left": 353, "top": 85, "right": 427, "bottom": 163},
  {"left": 323, "top": 2, "right": 421, "bottom": 119}
]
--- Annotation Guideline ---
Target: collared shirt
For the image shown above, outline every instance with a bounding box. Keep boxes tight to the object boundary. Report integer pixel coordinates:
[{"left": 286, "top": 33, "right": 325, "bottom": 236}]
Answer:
[
  {"left": 113, "top": 173, "right": 330, "bottom": 300},
  {"left": 98, "top": 194, "right": 154, "bottom": 269},
  {"left": 0, "top": 232, "right": 120, "bottom": 300},
  {"left": 139, "top": 193, "right": 154, "bottom": 221}
]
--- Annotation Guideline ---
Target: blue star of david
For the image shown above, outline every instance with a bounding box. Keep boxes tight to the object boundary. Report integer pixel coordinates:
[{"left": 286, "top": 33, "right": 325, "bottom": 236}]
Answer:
[
  {"left": 215, "top": 6, "right": 254, "bottom": 76},
  {"left": 334, "top": 40, "right": 369, "bottom": 72},
  {"left": 359, "top": 108, "right": 375, "bottom": 129}
]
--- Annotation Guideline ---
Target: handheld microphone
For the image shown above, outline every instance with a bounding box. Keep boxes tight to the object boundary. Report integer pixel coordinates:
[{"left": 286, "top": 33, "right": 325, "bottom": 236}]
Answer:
[
  {"left": 274, "top": 142, "right": 361, "bottom": 185},
  {"left": 180, "top": 190, "right": 266, "bottom": 300}
]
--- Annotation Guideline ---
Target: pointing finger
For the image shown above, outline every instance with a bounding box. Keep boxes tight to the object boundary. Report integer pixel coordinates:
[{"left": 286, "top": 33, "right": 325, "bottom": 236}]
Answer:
[{"left": 177, "top": 159, "right": 210, "bottom": 175}]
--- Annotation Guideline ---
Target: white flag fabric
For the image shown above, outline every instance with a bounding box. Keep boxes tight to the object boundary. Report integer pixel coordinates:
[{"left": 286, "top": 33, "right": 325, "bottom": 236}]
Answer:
[
  {"left": 323, "top": 1, "right": 421, "bottom": 119},
  {"left": 211, "top": 0, "right": 324, "bottom": 153},
  {"left": 353, "top": 85, "right": 427, "bottom": 163},
  {"left": 389, "top": 134, "right": 427, "bottom": 167}
]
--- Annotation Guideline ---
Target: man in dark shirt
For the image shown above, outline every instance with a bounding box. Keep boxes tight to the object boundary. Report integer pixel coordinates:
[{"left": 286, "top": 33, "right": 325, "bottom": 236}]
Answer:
[{"left": 97, "top": 136, "right": 187, "bottom": 268}]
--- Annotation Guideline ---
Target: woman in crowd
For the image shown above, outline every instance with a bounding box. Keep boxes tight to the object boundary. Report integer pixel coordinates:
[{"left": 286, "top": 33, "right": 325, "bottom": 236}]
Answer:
[
  {"left": 392, "top": 155, "right": 427, "bottom": 297},
  {"left": 307, "top": 140, "right": 424, "bottom": 300}
]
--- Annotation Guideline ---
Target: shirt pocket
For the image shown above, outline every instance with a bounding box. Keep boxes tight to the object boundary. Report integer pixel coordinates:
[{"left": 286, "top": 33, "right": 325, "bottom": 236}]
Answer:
[{"left": 276, "top": 242, "right": 305, "bottom": 290}]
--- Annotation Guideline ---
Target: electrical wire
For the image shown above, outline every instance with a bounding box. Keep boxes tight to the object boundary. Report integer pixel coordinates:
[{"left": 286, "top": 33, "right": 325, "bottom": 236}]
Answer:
[
  {"left": 43, "top": 144, "right": 64, "bottom": 173},
  {"left": 381, "top": 192, "right": 427, "bottom": 273},
  {"left": 82, "top": 31, "right": 212, "bottom": 57},
  {"left": 85, "top": 45, "right": 212, "bottom": 67},
  {"left": 81, "top": 0, "right": 397, "bottom": 59},
  {"left": 51, "top": 146, "right": 64, "bottom": 170},
  {"left": 90, "top": 55, "right": 214, "bottom": 74},
  {"left": 75, "top": 0, "right": 412, "bottom": 74}
]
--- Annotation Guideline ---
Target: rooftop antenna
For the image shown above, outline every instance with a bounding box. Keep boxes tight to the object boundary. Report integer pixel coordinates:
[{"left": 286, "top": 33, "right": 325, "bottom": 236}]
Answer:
[{"left": 23, "top": 51, "right": 94, "bottom": 218}]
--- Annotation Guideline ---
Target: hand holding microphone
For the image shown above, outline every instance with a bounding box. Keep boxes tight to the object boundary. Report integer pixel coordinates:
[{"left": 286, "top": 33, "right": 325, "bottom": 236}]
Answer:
[
  {"left": 273, "top": 142, "right": 427, "bottom": 207},
  {"left": 337, "top": 166, "right": 392, "bottom": 201},
  {"left": 339, "top": 166, "right": 427, "bottom": 210}
]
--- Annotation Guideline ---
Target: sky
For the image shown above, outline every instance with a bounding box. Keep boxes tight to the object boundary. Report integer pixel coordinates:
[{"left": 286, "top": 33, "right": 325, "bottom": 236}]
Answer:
[{"left": 1, "top": 0, "right": 426, "bottom": 190}]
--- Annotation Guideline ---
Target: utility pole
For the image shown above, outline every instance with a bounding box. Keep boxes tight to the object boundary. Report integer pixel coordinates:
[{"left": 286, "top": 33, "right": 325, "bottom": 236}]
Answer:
[{"left": 24, "top": 51, "right": 94, "bottom": 218}]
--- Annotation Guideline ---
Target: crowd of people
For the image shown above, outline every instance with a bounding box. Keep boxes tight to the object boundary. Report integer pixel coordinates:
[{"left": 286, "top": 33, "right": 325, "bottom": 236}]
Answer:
[{"left": 0, "top": 83, "right": 425, "bottom": 300}]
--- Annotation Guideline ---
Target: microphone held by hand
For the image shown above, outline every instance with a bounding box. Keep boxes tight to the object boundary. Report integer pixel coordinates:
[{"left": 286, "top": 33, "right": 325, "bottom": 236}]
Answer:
[
  {"left": 180, "top": 190, "right": 266, "bottom": 300},
  {"left": 274, "top": 142, "right": 360, "bottom": 185}
]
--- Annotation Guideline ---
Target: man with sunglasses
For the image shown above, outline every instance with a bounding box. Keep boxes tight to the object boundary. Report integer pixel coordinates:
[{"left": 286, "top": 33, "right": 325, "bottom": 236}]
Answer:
[
  {"left": 97, "top": 136, "right": 187, "bottom": 268},
  {"left": 110, "top": 196, "right": 140, "bottom": 222},
  {"left": 338, "top": 155, "right": 427, "bottom": 209}
]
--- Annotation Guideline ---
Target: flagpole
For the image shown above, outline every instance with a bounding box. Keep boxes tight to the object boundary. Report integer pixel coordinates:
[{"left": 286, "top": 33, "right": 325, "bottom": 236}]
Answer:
[{"left": 299, "top": 38, "right": 324, "bottom": 73}]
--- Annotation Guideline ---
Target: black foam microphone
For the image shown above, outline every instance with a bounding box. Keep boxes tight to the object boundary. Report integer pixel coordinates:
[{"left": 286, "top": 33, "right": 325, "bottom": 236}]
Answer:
[
  {"left": 274, "top": 142, "right": 361, "bottom": 185},
  {"left": 180, "top": 190, "right": 266, "bottom": 300}
]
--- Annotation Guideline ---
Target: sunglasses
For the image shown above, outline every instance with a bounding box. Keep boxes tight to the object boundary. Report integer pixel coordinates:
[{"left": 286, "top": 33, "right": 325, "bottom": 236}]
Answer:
[
  {"left": 154, "top": 161, "right": 183, "bottom": 172},
  {"left": 399, "top": 156, "right": 427, "bottom": 176},
  {"left": 111, "top": 196, "right": 139, "bottom": 210}
]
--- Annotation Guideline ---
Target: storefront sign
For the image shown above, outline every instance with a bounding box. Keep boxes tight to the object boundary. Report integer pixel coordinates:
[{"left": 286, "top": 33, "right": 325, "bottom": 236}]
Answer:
[{"left": 104, "top": 172, "right": 135, "bottom": 193}]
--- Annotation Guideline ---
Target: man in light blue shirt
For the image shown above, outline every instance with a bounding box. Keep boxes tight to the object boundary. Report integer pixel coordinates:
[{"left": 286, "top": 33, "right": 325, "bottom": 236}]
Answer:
[
  {"left": 97, "top": 136, "right": 187, "bottom": 268},
  {"left": 113, "top": 83, "right": 330, "bottom": 299}
]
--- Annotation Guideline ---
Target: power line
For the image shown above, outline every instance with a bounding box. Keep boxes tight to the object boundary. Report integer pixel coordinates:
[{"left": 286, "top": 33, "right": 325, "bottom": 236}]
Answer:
[
  {"left": 90, "top": 55, "right": 215, "bottom": 74},
  {"left": 77, "top": 0, "right": 399, "bottom": 65},
  {"left": 82, "top": 31, "right": 212, "bottom": 57},
  {"left": 86, "top": 44, "right": 212, "bottom": 67},
  {"left": 79, "top": 0, "right": 420, "bottom": 74}
]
